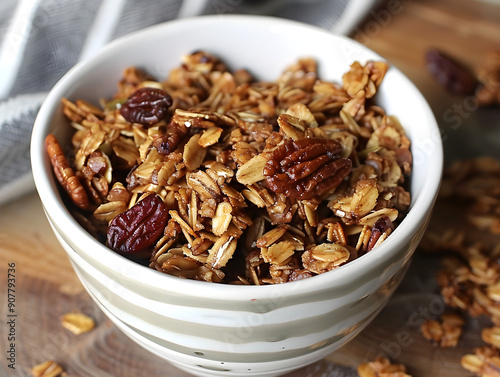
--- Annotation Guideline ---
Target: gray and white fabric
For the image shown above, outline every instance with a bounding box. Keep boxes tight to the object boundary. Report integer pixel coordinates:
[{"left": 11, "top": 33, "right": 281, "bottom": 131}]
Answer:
[{"left": 0, "top": 0, "right": 378, "bottom": 205}]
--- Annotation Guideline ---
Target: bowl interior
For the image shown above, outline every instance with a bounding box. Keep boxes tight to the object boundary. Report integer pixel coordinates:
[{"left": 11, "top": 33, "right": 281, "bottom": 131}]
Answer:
[{"left": 31, "top": 15, "right": 442, "bottom": 299}]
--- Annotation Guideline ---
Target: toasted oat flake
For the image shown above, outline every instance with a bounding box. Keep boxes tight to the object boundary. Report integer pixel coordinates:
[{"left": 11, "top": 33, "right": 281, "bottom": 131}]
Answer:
[
  {"left": 421, "top": 312, "right": 464, "bottom": 347},
  {"left": 261, "top": 241, "right": 296, "bottom": 265},
  {"left": 61, "top": 312, "right": 95, "bottom": 335},
  {"left": 212, "top": 201, "right": 233, "bottom": 236},
  {"left": 235, "top": 155, "right": 267, "bottom": 185},
  {"left": 461, "top": 347, "right": 500, "bottom": 377},
  {"left": 31, "top": 360, "right": 64, "bottom": 377}
]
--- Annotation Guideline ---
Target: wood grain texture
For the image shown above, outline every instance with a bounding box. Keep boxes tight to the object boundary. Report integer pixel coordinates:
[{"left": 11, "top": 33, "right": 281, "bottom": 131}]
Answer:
[{"left": 1, "top": 1, "right": 500, "bottom": 376}]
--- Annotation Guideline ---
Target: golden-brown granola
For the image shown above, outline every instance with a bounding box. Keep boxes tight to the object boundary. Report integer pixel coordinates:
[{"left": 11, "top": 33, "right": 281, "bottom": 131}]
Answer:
[
  {"left": 31, "top": 360, "right": 64, "bottom": 377},
  {"left": 357, "top": 356, "right": 412, "bottom": 377},
  {"left": 49, "top": 51, "right": 412, "bottom": 284},
  {"left": 61, "top": 312, "right": 95, "bottom": 335},
  {"left": 421, "top": 312, "right": 465, "bottom": 347},
  {"left": 482, "top": 327, "right": 500, "bottom": 349},
  {"left": 461, "top": 346, "right": 500, "bottom": 377}
]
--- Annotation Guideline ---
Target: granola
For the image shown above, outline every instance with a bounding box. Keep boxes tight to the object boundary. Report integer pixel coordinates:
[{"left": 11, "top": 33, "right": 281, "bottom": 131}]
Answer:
[
  {"left": 61, "top": 312, "right": 95, "bottom": 335},
  {"left": 31, "top": 360, "right": 64, "bottom": 377},
  {"left": 47, "top": 51, "right": 412, "bottom": 284},
  {"left": 421, "top": 312, "right": 464, "bottom": 347},
  {"left": 421, "top": 156, "right": 500, "bottom": 375},
  {"left": 424, "top": 157, "right": 500, "bottom": 324},
  {"left": 462, "top": 346, "right": 500, "bottom": 377},
  {"left": 357, "top": 356, "right": 412, "bottom": 377}
]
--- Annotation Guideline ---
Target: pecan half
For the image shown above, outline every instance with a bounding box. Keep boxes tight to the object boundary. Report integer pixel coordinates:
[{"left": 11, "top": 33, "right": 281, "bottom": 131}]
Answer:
[
  {"left": 107, "top": 194, "right": 168, "bottom": 254},
  {"left": 153, "top": 119, "right": 188, "bottom": 155},
  {"left": 45, "top": 133, "right": 90, "bottom": 210},
  {"left": 120, "top": 87, "right": 172, "bottom": 126},
  {"left": 263, "top": 138, "right": 352, "bottom": 200},
  {"left": 425, "top": 49, "right": 477, "bottom": 96}
]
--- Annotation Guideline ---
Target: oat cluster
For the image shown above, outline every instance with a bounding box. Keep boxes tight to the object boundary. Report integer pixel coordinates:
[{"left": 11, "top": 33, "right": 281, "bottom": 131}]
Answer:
[
  {"left": 420, "top": 156, "right": 500, "bottom": 376},
  {"left": 421, "top": 312, "right": 465, "bottom": 348},
  {"left": 357, "top": 356, "right": 412, "bottom": 377},
  {"left": 47, "top": 51, "right": 412, "bottom": 284},
  {"left": 425, "top": 157, "right": 500, "bottom": 323},
  {"left": 31, "top": 360, "right": 64, "bottom": 377}
]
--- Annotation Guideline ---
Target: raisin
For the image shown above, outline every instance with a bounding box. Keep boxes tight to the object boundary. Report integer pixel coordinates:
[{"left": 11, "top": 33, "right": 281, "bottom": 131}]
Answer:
[
  {"left": 107, "top": 194, "right": 168, "bottom": 254},
  {"left": 120, "top": 87, "right": 172, "bottom": 127},
  {"left": 425, "top": 49, "right": 477, "bottom": 96}
]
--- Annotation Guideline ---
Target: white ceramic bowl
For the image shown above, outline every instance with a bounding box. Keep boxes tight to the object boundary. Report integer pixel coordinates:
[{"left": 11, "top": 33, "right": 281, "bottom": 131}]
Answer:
[{"left": 31, "top": 15, "right": 442, "bottom": 377}]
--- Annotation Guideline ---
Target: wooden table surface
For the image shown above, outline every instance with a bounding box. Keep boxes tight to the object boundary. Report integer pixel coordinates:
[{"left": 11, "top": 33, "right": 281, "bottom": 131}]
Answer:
[{"left": 1, "top": 1, "right": 500, "bottom": 376}]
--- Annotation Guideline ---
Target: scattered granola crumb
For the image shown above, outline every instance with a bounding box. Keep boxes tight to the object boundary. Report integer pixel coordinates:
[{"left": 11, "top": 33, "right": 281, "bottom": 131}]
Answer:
[
  {"left": 61, "top": 312, "right": 95, "bottom": 335},
  {"left": 357, "top": 356, "right": 412, "bottom": 377},
  {"left": 482, "top": 327, "right": 500, "bottom": 349},
  {"left": 420, "top": 156, "right": 500, "bottom": 375},
  {"left": 52, "top": 51, "right": 412, "bottom": 285},
  {"left": 461, "top": 346, "right": 500, "bottom": 377},
  {"left": 31, "top": 360, "right": 64, "bottom": 377},
  {"left": 421, "top": 312, "right": 465, "bottom": 347}
]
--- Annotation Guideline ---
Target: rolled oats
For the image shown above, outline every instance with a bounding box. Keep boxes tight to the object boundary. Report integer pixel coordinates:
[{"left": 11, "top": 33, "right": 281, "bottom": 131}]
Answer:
[
  {"left": 357, "top": 357, "right": 412, "bottom": 377},
  {"left": 61, "top": 312, "right": 95, "bottom": 335},
  {"left": 31, "top": 360, "right": 64, "bottom": 377},
  {"left": 421, "top": 156, "right": 500, "bottom": 375},
  {"left": 421, "top": 312, "right": 464, "bottom": 347},
  {"left": 462, "top": 347, "right": 500, "bottom": 377},
  {"left": 48, "top": 51, "right": 412, "bottom": 284}
]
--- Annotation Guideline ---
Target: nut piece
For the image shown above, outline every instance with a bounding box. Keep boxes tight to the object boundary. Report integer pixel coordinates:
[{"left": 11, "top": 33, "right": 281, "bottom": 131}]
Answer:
[
  {"left": 366, "top": 216, "right": 395, "bottom": 252},
  {"left": 461, "top": 346, "right": 500, "bottom": 377},
  {"left": 107, "top": 194, "right": 168, "bottom": 254},
  {"left": 421, "top": 312, "right": 464, "bottom": 347},
  {"left": 153, "top": 120, "right": 188, "bottom": 155},
  {"left": 45, "top": 134, "right": 89, "bottom": 210},
  {"left": 425, "top": 48, "right": 477, "bottom": 96},
  {"left": 61, "top": 312, "right": 96, "bottom": 335},
  {"left": 120, "top": 87, "right": 172, "bottom": 126},
  {"left": 263, "top": 138, "right": 352, "bottom": 200},
  {"left": 31, "top": 360, "right": 64, "bottom": 377}
]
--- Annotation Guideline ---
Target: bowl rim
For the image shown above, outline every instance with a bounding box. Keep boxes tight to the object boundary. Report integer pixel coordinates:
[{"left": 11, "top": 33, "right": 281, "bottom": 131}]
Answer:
[{"left": 31, "top": 14, "right": 443, "bottom": 301}]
